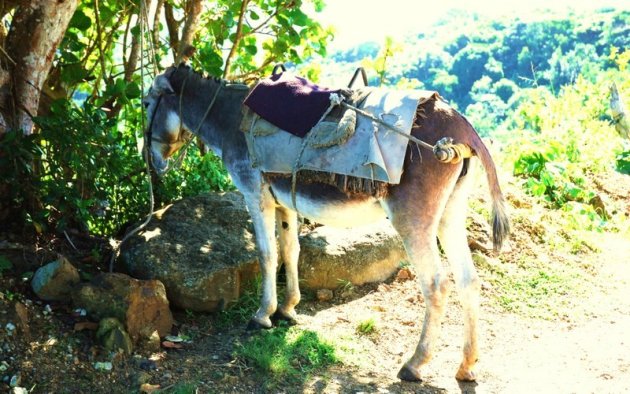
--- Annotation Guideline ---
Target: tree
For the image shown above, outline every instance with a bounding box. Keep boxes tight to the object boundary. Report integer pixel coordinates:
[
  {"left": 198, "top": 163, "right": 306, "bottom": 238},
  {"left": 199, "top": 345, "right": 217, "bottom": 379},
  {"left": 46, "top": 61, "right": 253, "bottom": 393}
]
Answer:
[
  {"left": 0, "top": 0, "right": 79, "bottom": 136},
  {"left": 0, "top": 0, "right": 331, "bottom": 236}
]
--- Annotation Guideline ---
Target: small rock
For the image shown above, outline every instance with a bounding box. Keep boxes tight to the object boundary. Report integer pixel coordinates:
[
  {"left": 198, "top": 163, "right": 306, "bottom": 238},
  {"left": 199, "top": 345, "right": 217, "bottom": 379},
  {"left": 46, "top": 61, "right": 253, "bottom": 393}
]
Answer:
[
  {"left": 133, "top": 371, "right": 152, "bottom": 386},
  {"left": 73, "top": 308, "right": 87, "bottom": 317},
  {"left": 395, "top": 267, "right": 415, "bottom": 281},
  {"left": 140, "top": 383, "right": 161, "bottom": 393},
  {"left": 9, "top": 373, "right": 20, "bottom": 387},
  {"left": 94, "top": 361, "right": 113, "bottom": 371},
  {"left": 12, "top": 388, "right": 28, "bottom": 394},
  {"left": 31, "top": 256, "right": 80, "bottom": 302},
  {"left": 138, "top": 330, "right": 161, "bottom": 352},
  {"left": 0, "top": 361, "right": 9, "bottom": 372},
  {"left": 589, "top": 194, "right": 609, "bottom": 218},
  {"left": 73, "top": 273, "right": 173, "bottom": 344},
  {"left": 136, "top": 359, "right": 158, "bottom": 371},
  {"left": 96, "top": 318, "right": 133, "bottom": 355},
  {"left": 316, "top": 289, "right": 334, "bottom": 302}
]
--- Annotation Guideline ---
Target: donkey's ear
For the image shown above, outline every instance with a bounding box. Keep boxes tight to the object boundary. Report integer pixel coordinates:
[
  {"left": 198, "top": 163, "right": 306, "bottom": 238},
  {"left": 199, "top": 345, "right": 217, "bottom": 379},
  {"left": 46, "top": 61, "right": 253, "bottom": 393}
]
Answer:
[{"left": 154, "top": 74, "right": 175, "bottom": 94}]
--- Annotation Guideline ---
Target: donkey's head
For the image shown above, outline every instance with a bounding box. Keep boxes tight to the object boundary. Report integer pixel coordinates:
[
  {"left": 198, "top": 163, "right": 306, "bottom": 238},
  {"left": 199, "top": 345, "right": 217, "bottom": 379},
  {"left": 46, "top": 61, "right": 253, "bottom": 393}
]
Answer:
[{"left": 142, "top": 66, "right": 193, "bottom": 174}]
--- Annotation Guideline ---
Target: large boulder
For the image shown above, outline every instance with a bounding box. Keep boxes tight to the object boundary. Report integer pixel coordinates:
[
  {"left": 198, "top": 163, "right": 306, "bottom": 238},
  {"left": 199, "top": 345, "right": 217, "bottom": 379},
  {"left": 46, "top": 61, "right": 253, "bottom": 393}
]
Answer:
[
  {"left": 120, "top": 192, "right": 408, "bottom": 310},
  {"left": 120, "top": 192, "right": 259, "bottom": 312},
  {"left": 299, "top": 221, "right": 406, "bottom": 289}
]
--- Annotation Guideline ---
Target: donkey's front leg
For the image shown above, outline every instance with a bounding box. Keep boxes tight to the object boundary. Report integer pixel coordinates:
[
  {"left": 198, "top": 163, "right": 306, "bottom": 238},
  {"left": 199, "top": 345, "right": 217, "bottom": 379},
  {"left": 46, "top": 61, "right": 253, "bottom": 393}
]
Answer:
[
  {"left": 246, "top": 191, "right": 280, "bottom": 330},
  {"left": 273, "top": 207, "right": 300, "bottom": 324}
]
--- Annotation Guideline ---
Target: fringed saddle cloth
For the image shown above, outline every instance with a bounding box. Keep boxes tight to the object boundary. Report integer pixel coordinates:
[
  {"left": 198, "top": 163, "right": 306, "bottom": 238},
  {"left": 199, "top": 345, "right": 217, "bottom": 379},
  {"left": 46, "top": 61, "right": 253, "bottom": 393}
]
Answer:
[{"left": 241, "top": 72, "right": 439, "bottom": 193}]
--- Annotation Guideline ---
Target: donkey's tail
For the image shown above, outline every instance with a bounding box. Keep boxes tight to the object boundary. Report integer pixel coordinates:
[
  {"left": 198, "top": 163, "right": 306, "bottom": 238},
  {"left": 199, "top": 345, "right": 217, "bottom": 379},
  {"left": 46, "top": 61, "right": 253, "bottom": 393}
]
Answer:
[{"left": 467, "top": 131, "right": 510, "bottom": 251}]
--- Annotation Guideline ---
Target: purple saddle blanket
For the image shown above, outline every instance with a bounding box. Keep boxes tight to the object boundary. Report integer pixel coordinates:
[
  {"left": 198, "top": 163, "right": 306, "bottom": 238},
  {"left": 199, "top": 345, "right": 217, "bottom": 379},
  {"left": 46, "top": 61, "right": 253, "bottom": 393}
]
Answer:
[{"left": 243, "top": 72, "right": 340, "bottom": 138}]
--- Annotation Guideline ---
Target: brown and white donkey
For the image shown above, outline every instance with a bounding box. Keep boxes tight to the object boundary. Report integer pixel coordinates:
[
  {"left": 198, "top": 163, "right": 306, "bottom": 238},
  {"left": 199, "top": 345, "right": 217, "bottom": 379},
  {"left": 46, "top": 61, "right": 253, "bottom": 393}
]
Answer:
[{"left": 142, "top": 64, "right": 509, "bottom": 382}]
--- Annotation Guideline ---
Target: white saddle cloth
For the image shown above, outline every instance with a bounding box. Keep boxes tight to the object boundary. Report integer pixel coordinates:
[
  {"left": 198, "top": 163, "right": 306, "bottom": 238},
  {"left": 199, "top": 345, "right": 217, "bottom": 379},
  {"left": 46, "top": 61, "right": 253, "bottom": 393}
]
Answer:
[{"left": 242, "top": 88, "right": 436, "bottom": 184}]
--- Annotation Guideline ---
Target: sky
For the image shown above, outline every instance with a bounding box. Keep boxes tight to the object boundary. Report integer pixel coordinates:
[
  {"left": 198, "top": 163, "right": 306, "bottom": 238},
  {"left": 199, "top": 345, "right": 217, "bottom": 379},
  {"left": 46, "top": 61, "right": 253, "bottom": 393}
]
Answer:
[{"left": 315, "top": 0, "right": 629, "bottom": 51}]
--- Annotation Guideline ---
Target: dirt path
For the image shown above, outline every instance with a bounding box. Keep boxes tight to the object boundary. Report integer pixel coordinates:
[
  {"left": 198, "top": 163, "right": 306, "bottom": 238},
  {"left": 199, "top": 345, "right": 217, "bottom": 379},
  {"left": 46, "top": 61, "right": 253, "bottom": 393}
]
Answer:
[
  {"left": 2, "top": 221, "right": 628, "bottom": 393},
  {"left": 293, "top": 233, "right": 630, "bottom": 394}
]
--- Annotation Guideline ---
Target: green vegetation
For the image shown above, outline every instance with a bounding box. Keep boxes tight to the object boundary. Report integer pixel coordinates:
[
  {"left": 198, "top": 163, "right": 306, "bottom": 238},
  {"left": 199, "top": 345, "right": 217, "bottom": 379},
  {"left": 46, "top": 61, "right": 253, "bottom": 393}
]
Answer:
[
  {"left": 234, "top": 327, "right": 337, "bottom": 387},
  {"left": 0, "top": 0, "right": 331, "bottom": 238},
  {"left": 356, "top": 318, "right": 377, "bottom": 335}
]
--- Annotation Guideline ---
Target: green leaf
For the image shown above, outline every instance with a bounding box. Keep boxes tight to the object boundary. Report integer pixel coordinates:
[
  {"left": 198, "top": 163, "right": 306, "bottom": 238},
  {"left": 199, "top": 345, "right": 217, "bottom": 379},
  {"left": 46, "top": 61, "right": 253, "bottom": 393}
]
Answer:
[
  {"left": 244, "top": 45, "right": 258, "bottom": 56},
  {"left": 125, "top": 81, "right": 141, "bottom": 98},
  {"left": 70, "top": 9, "right": 92, "bottom": 30}
]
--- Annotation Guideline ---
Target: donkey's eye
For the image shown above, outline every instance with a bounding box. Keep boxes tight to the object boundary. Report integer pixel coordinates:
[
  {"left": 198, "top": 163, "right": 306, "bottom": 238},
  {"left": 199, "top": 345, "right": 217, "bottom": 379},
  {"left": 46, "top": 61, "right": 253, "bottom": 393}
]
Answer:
[{"left": 143, "top": 101, "right": 150, "bottom": 108}]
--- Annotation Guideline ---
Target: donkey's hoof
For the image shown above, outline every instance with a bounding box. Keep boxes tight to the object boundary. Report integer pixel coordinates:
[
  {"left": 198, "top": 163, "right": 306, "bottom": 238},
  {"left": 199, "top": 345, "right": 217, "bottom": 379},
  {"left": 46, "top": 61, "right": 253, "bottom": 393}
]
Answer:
[
  {"left": 271, "top": 310, "right": 298, "bottom": 326},
  {"left": 455, "top": 365, "right": 477, "bottom": 382},
  {"left": 246, "top": 318, "right": 273, "bottom": 331},
  {"left": 397, "top": 365, "right": 422, "bottom": 382}
]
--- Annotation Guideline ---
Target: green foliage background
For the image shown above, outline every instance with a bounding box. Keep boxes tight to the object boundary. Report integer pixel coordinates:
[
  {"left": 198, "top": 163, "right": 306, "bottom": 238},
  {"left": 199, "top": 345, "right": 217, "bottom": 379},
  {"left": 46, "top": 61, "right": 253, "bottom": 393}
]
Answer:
[
  {"left": 1, "top": 4, "right": 628, "bottom": 238},
  {"left": 0, "top": 0, "right": 331, "bottom": 237}
]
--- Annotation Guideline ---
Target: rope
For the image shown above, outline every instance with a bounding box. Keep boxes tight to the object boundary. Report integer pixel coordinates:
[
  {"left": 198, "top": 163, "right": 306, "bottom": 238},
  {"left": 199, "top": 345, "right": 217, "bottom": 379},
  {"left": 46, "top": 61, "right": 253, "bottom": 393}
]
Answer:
[
  {"left": 108, "top": 0, "right": 155, "bottom": 272},
  {"left": 339, "top": 101, "right": 435, "bottom": 151},
  {"left": 339, "top": 101, "right": 473, "bottom": 164}
]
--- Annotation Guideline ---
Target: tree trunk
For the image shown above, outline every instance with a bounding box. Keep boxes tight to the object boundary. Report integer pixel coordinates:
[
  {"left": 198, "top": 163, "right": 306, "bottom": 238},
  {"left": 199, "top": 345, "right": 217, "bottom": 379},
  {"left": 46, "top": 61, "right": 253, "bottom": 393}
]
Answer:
[{"left": 0, "top": 0, "right": 79, "bottom": 136}]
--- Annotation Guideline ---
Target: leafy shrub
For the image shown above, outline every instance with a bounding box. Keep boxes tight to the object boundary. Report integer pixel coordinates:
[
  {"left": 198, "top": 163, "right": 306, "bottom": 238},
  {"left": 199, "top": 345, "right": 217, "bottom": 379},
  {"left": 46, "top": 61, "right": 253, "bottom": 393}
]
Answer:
[
  {"left": 616, "top": 149, "right": 630, "bottom": 174},
  {"left": 513, "top": 141, "right": 595, "bottom": 208},
  {"left": 1, "top": 98, "right": 233, "bottom": 237},
  {"left": 32, "top": 99, "right": 148, "bottom": 235}
]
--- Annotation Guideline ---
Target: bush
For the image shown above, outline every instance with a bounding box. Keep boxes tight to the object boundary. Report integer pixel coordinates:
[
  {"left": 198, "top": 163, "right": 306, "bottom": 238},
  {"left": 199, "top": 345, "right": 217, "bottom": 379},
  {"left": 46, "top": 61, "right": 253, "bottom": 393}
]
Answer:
[{"left": 1, "top": 98, "right": 233, "bottom": 237}]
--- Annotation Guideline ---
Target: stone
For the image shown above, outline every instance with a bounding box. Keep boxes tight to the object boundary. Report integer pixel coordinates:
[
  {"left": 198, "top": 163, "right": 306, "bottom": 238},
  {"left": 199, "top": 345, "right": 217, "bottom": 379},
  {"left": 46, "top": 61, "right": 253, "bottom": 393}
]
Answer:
[
  {"left": 120, "top": 192, "right": 408, "bottom": 309},
  {"left": 96, "top": 318, "right": 133, "bottom": 355},
  {"left": 298, "top": 220, "right": 406, "bottom": 289},
  {"left": 137, "top": 330, "right": 161, "bottom": 352},
  {"left": 120, "top": 192, "right": 259, "bottom": 312},
  {"left": 316, "top": 289, "right": 334, "bottom": 302},
  {"left": 73, "top": 273, "right": 173, "bottom": 343},
  {"left": 31, "top": 256, "right": 80, "bottom": 301}
]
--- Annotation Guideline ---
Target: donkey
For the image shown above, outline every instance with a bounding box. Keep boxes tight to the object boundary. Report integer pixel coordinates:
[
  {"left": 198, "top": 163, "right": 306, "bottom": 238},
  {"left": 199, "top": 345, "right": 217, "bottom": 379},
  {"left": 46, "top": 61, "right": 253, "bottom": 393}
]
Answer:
[{"left": 142, "top": 64, "right": 509, "bottom": 382}]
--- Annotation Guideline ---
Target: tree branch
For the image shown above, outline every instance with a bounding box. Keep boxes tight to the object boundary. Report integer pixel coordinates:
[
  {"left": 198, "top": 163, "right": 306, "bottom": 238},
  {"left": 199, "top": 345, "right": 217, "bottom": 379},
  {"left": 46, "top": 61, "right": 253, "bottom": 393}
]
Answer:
[
  {"left": 175, "top": 0, "right": 203, "bottom": 64},
  {"left": 164, "top": 2, "right": 180, "bottom": 58},
  {"left": 223, "top": 0, "right": 249, "bottom": 79}
]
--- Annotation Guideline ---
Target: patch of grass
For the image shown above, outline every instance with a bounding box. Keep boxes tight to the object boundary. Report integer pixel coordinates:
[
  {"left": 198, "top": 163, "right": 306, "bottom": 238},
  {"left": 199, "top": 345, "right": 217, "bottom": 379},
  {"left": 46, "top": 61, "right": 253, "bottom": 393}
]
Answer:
[
  {"left": 479, "top": 253, "right": 590, "bottom": 320},
  {"left": 235, "top": 326, "right": 337, "bottom": 387},
  {"left": 336, "top": 278, "right": 354, "bottom": 292},
  {"left": 356, "top": 318, "right": 377, "bottom": 335},
  {"left": 215, "top": 276, "right": 262, "bottom": 328}
]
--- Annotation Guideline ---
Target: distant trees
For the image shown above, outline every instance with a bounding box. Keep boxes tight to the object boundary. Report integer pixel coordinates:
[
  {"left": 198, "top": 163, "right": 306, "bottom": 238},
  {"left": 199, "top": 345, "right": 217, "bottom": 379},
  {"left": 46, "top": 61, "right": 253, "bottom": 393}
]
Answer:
[{"left": 324, "top": 9, "right": 629, "bottom": 135}]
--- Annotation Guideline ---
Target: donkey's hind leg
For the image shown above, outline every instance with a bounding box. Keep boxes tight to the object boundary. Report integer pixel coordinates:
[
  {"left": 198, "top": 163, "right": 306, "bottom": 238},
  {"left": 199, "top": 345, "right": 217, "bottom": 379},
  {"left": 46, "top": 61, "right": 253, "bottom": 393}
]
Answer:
[
  {"left": 382, "top": 167, "right": 460, "bottom": 382},
  {"left": 273, "top": 207, "right": 301, "bottom": 324},
  {"left": 438, "top": 163, "right": 480, "bottom": 381}
]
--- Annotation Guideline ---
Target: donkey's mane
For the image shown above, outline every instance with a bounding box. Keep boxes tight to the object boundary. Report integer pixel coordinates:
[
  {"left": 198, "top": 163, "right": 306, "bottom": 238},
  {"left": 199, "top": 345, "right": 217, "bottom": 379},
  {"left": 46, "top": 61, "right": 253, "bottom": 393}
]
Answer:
[{"left": 165, "top": 64, "right": 247, "bottom": 95}]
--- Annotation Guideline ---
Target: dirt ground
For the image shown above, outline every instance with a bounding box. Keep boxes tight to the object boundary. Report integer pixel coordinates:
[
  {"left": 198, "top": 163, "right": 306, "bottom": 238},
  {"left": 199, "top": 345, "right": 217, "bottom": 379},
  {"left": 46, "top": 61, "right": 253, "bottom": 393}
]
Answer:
[{"left": 1, "top": 171, "right": 630, "bottom": 394}]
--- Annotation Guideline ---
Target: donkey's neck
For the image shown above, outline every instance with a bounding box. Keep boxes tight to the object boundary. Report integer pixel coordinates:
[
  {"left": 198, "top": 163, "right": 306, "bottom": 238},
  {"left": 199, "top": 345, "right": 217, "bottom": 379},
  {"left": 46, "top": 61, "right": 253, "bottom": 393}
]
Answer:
[{"left": 179, "top": 78, "right": 249, "bottom": 157}]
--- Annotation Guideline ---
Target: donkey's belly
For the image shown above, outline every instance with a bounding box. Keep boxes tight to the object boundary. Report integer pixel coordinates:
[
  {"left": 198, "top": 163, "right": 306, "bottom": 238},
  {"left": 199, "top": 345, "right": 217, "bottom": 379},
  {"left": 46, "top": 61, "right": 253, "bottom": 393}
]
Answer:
[{"left": 270, "top": 180, "right": 387, "bottom": 227}]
